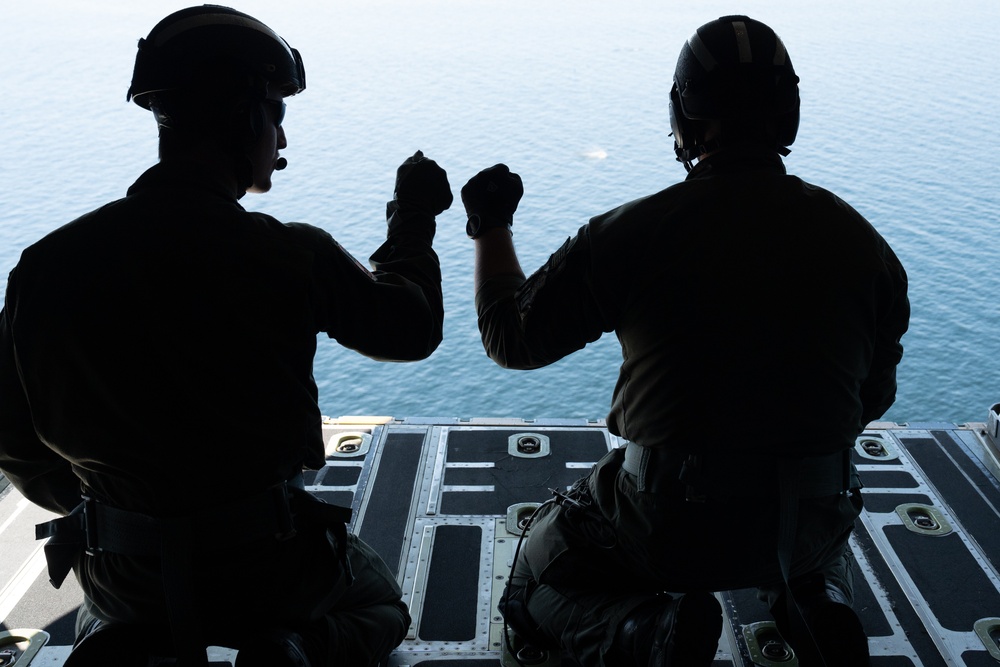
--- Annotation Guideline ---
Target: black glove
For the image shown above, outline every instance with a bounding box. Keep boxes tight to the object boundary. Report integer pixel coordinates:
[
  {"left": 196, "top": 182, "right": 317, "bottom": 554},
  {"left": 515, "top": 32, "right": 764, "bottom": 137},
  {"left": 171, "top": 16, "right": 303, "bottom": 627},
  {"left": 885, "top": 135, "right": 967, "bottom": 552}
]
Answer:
[
  {"left": 461, "top": 164, "right": 523, "bottom": 225},
  {"left": 392, "top": 150, "right": 453, "bottom": 216}
]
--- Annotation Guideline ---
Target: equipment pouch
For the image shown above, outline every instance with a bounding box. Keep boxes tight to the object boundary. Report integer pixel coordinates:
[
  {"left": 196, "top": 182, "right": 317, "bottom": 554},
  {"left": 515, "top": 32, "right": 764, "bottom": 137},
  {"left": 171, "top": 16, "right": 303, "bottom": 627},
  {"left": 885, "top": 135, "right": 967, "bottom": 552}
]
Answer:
[
  {"left": 35, "top": 502, "right": 86, "bottom": 588},
  {"left": 497, "top": 579, "right": 553, "bottom": 649},
  {"left": 289, "top": 487, "right": 355, "bottom": 586}
]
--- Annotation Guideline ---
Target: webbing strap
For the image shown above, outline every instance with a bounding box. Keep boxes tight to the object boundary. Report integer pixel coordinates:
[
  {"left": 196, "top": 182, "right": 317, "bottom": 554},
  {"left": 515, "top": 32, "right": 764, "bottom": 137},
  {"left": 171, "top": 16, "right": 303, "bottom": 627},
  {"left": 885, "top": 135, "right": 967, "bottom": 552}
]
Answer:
[
  {"left": 776, "top": 456, "right": 832, "bottom": 667},
  {"left": 776, "top": 457, "right": 801, "bottom": 586},
  {"left": 161, "top": 518, "right": 208, "bottom": 667},
  {"left": 35, "top": 504, "right": 85, "bottom": 588}
]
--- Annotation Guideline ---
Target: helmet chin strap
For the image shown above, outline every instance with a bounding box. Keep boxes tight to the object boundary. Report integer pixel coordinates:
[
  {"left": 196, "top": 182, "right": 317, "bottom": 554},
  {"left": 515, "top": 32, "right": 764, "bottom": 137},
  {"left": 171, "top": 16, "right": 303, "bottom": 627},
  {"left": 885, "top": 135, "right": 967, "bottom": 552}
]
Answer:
[
  {"left": 674, "top": 136, "right": 724, "bottom": 172},
  {"left": 235, "top": 153, "right": 255, "bottom": 194},
  {"left": 153, "top": 108, "right": 174, "bottom": 130},
  {"left": 674, "top": 134, "right": 791, "bottom": 172}
]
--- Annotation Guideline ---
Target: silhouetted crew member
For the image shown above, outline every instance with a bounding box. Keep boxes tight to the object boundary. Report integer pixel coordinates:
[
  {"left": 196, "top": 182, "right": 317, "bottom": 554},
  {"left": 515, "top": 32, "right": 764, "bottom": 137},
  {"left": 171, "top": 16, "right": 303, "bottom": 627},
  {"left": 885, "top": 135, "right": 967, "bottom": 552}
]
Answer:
[
  {"left": 464, "top": 15, "right": 908, "bottom": 667},
  {"left": 0, "top": 6, "right": 452, "bottom": 667}
]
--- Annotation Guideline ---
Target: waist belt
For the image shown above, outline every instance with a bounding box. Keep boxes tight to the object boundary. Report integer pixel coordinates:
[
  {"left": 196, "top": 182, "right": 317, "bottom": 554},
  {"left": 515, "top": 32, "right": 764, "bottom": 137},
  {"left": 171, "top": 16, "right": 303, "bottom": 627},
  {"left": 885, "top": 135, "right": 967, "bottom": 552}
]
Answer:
[
  {"left": 34, "top": 474, "right": 352, "bottom": 587},
  {"left": 35, "top": 475, "right": 354, "bottom": 667},
  {"left": 621, "top": 442, "right": 859, "bottom": 501}
]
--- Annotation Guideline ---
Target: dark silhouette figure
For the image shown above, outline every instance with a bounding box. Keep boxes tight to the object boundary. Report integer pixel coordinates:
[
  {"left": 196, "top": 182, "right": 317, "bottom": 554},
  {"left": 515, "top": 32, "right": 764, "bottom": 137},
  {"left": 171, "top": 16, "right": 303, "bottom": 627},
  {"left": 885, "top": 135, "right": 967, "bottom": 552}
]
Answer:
[
  {"left": 0, "top": 6, "right": 452, "bottom": 667},
  {"left": 464, "top": 15, "right": 908, "bottom": 667}
]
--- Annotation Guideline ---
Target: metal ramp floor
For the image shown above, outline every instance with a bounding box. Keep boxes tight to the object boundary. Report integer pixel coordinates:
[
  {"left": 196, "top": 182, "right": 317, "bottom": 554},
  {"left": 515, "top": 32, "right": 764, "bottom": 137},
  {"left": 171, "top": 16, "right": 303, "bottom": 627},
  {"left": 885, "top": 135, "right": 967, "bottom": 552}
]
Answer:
[{"left": 3, "top": 411, "right": 1000, "bottom": 666}]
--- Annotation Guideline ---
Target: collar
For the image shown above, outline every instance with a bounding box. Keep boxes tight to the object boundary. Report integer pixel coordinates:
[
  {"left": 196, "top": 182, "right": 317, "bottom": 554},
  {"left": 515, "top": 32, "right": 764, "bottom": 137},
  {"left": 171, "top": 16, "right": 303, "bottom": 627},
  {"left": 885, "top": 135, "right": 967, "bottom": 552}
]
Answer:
[
  {"left": 127, "top": 160, "right": 244, "bottom": 205},
  {"left": 686, "top": 145, "right": 787, "bottom": 181}
]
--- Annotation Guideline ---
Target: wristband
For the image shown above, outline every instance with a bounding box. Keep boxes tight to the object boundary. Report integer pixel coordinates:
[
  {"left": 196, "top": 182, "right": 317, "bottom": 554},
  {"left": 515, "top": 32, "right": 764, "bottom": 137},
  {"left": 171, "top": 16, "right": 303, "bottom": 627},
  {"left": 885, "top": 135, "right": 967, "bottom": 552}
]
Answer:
[{"left": 466, "top": 214, "right": 512, "bottom": 240}]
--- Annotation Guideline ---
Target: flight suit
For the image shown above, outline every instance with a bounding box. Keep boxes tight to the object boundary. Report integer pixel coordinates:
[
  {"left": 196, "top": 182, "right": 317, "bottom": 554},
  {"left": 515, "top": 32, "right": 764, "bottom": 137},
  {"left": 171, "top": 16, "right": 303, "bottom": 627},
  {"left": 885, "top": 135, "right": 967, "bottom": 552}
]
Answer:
[{"left": 478, "top": 146, "right": 909, "bottom": 665}]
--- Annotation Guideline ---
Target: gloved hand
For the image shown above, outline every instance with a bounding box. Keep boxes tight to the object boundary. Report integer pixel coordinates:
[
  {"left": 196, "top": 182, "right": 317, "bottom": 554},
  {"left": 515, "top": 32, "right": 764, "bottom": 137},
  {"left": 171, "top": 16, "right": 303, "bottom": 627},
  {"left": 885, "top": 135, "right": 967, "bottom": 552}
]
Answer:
[
  {"left": 461, "top": 164, "right": 523, "bottom": 226},
  {"left": 392, "top": 150, "right": 453, "bottom": 216}
]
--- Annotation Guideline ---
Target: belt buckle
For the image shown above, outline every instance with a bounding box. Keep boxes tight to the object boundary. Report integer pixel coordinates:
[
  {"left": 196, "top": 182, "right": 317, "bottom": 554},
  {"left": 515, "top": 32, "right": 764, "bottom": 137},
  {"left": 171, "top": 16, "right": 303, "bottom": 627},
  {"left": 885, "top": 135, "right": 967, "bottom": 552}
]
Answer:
[
  {"left": 82, "top": 495, "right": 103, "bottom": 556},
  {"left": 679, "top": 455, "right": 707, "bottom": 503}
]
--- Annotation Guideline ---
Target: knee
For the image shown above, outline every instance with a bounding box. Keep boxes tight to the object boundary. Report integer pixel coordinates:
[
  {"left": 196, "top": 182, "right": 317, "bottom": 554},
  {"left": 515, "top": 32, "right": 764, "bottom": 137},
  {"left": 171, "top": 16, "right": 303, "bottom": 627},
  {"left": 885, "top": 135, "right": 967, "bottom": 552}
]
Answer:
[{"left": 497, "top": 578, "right": 554, "bottom": 649}]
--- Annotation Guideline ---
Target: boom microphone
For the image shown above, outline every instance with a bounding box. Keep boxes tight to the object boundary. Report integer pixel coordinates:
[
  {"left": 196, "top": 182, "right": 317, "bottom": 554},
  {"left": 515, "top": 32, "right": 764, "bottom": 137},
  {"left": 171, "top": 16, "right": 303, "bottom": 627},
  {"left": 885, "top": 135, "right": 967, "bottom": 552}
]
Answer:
[{"left": 275, "top": 157, "right": 288, "bottom": 170}]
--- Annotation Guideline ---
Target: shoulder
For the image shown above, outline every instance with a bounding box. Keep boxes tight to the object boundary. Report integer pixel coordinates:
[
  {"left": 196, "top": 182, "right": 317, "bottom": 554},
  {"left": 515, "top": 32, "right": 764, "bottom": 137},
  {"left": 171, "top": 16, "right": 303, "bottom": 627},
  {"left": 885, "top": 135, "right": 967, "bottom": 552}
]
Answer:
[
  {"left": 258, "top": 219, "right": 349, "bottom": 257},
  {"left": 18, "top": 199, "right": 124, "bottom": 266},
  {"left": 585, "top": 180, "right": 700, "bottom": 249},
  {"left": 795, "top": 178, "right": 888, "bottom": 237},
  {"left": 232, "top": 211, "right": 332, "bottom": 245}
]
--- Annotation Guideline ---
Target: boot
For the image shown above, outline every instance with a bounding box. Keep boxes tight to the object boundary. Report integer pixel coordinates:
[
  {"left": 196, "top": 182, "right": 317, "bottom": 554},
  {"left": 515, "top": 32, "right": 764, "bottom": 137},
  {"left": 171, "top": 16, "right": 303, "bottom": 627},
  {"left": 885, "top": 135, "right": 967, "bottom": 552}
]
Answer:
[
  {"left": 614, "top": 592, "right": 722, "bottom": 666},
  {"left": 63, "top": 620, "right": 158, "bottom": 667},
  {"left": 771, "top": 577, "right": 870, "bottom": 667},
  {"left": 234, "top": 630, "right": 312, "bottom": 667}
]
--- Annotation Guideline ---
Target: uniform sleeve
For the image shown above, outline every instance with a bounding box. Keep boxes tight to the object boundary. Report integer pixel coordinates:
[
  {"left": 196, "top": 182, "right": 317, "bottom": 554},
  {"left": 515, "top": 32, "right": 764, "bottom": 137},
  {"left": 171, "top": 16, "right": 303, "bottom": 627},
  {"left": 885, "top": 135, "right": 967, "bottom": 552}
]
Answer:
[
  {"left": 859, "top": 245, "right": 910, "bottom": 424},
  {"left": 303, "top": 223, "right": 444, "bottom": 362},
  {"left": 0, "top": 278, "right": 81, "bottom": 515},
  {"left": 475, "top": 224, "right": 616, "bottom": 369}
]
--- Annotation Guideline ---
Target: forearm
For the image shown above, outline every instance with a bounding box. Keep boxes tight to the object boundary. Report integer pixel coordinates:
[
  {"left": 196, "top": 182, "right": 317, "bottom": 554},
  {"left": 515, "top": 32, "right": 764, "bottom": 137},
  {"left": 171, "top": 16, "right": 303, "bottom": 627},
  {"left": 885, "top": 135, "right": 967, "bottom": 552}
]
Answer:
[
  {"left": 365, "top": 234, "right": 444, "bottom": 360},
  {"left": 466, "top": 163, "right": 574, "bottom": 369},
  {"left": 474, "top": 226, "right": 525, "bottom": 295}
]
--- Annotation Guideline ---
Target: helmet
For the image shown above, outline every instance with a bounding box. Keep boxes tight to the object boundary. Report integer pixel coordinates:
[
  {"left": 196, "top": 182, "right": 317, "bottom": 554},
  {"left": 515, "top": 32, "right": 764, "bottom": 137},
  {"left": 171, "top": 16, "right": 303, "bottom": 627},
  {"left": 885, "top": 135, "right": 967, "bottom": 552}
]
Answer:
[
  {"left": 669, "top": 16, "right": 799, "bottom": 166},
  {"left": 126, "top": 5, "right": 305, "bottom": 112}
]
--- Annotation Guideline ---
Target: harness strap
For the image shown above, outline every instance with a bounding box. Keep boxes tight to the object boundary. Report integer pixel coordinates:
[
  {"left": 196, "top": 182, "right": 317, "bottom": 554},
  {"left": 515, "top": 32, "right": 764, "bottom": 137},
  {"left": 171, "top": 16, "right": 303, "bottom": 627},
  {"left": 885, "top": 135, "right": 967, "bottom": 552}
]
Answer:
[
  {"left": 621, "top": 442, "right": 858, "bottom": 500},
  {"left": 161, "top": 515, "right": 204, "bottom": 667},
  {"left": 777, "top": 457, "right": 829, "bottom": 667}
]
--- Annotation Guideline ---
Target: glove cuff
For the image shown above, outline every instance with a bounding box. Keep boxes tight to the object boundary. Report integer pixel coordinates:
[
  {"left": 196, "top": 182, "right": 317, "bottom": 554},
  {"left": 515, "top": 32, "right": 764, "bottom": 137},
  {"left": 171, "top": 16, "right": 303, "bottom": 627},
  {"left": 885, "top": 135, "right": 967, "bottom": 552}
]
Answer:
[{"left": 386, "top": 200, "right": 436, "bottom": 243}]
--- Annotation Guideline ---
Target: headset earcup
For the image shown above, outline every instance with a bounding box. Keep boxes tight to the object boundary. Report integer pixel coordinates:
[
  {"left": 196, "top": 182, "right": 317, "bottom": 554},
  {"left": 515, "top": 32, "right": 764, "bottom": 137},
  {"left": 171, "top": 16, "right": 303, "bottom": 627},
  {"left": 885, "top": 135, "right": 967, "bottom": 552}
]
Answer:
[
  {"left": 248, "top": 102, "right": 265, "bottom": 141},
  {"left": 670, "top": 83, "right": 710, "bottom": 163},
  {"left": 230, "top": 100, "right": 264, "bottom": 144},
  {"left": 669, "top": 84, "right": 685, "bottom": 151}
]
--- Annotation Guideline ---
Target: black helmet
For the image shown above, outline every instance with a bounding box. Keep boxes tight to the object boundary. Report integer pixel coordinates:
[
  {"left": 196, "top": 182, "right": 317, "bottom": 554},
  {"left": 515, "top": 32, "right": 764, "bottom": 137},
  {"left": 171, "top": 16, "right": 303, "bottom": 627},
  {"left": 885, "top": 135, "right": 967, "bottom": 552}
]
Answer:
[
  {"left": 127, "top": 5, "right": 305, "bottom": 111},
  {"left": 669, "top": 16, "right": 799, "bottom": 166}
]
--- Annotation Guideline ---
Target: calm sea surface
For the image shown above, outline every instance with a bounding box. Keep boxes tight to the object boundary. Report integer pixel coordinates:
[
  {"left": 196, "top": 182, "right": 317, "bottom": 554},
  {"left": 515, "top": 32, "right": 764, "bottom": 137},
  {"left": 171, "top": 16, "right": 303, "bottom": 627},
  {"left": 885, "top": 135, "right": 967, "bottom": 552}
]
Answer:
[{"left": 2, "top": 1, "right": 998, "bottom": 425}]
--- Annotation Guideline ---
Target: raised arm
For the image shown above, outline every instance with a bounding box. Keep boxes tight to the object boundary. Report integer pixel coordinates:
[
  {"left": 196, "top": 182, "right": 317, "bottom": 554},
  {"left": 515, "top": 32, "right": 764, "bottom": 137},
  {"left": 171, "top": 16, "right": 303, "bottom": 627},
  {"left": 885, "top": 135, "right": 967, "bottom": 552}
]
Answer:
[
  {"left": 463, "top": 164, "right": 527, "bottom": 293},
  {"left": 318, "top": 151, "right": 451, "bottom": 361}
]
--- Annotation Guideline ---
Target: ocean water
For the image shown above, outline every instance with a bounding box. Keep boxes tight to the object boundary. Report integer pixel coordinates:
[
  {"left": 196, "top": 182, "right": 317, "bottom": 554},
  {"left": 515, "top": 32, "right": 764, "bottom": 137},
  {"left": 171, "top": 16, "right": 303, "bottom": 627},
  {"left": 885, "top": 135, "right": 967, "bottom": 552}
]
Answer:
[{"left": 2, "top": 1, "right": 998, "bottom": 425}]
